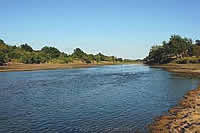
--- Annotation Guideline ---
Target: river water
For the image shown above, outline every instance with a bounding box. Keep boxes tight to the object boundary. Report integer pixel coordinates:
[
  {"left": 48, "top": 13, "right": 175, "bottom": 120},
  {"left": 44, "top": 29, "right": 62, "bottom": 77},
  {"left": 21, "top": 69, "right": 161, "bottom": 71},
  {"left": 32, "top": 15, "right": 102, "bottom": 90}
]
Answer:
[{"left": 0, "top": 64, "right": 199, "bottom": 133}]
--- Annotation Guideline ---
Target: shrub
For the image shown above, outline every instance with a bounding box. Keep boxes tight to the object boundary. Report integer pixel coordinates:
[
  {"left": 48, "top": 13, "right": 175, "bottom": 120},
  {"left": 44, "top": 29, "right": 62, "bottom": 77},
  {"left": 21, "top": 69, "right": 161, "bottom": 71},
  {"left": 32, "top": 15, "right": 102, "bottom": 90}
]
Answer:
[
  {"left": 0, "top": 51, "right": 6, "bottom": 65},
  {"left": 176, "top": 57, "right": 200, "bottom": 64},
  {"left": 176, "top": 58, "right": 188, "bottom": 64}
]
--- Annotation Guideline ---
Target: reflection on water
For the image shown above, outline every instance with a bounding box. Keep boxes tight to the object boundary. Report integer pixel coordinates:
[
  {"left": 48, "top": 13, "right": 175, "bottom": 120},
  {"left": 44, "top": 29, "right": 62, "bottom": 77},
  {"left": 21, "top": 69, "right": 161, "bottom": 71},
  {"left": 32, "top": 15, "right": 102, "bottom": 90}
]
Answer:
[{"left": 0, "top": 64, "right": 199, "bottom": 132}]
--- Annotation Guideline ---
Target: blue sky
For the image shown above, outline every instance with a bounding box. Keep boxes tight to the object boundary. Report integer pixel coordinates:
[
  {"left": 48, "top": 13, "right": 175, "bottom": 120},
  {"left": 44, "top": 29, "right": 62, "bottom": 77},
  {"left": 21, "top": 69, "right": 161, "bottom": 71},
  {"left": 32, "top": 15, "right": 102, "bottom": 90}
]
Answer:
[{"left": 0, "top": 0, "right": 200, "bottom": 59}]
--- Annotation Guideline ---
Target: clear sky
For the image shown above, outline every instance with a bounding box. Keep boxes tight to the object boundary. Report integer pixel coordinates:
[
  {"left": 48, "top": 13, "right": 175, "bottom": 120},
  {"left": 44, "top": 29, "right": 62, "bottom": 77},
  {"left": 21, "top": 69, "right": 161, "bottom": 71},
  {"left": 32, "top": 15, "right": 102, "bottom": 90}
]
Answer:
[{"left": 0, "top": 0, "right": 200, "bottom": 59}]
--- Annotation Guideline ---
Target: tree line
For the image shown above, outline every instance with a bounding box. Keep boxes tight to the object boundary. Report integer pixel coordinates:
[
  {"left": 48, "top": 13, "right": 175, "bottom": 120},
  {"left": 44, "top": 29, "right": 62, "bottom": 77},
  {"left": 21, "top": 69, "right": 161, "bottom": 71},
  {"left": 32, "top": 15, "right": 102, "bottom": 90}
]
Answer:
[
  {"left": 144, "top": 35, "right": 200, "bottom": 64},
  {"left": 0, "top": 39, "right": 124, "bottom": 65}
]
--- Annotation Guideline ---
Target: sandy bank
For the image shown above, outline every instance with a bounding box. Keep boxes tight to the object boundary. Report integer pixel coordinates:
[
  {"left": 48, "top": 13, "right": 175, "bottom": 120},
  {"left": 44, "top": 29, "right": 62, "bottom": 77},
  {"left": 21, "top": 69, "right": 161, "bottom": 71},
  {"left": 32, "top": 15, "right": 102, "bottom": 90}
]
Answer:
[
  {"left": 149, "top": 88, "right": 200, "bottom": 133},
  {"left": 149, "top": 64, "right": 200, "bottom": 132},
  {"left": 0, "top": 63, "right": 114, "bottom": 72},
  {"left": 151, "top": 64, "right": 200, "bottom": 77}
]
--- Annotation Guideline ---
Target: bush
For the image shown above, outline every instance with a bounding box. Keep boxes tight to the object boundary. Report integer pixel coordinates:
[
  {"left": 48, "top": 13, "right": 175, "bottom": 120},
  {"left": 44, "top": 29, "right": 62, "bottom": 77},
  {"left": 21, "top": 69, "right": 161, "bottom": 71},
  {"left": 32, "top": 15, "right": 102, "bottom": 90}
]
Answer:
[
  {"left": 41, "top": 46, "right": 61, "bottom": 59},
  {"left": 0, "top": 51, "right": 6, "bottom": 65},
  {"left": 20, "top": 44, "right": 33, "bottom": 52},
  {"left": 84, "top": 59, "right": 91, "bottom": 64},
  {"left": 176, "top": 58, "right": 188, "bottom": 64},
  {"left": 176, "top": 57, "right": 200, "bottom": 64},
  {"left": 19, "top": 53, "right": 42, "bottom": 64}
]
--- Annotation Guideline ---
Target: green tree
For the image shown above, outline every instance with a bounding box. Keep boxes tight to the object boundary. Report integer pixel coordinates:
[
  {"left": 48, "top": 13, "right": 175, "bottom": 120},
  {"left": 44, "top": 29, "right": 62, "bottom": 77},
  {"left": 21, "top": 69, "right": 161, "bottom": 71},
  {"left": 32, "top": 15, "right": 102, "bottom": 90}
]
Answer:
[
  {"left": 195, "top": 40, "right": 200, "bottom": 46},
  {"left": 96, "top": 53, "right": 105, "bottom": 61},
  {"left": 145, "top": 35, "right": 194, "bottom": 64},
  {"left": 0, "top": 51, "right": 6, "bottom": 65},
  {"left": 0, "top": 39, "right": 5, "bottom": 44},
  {"left": 116, "top": 58, "right": 123, "bottom": 62},
  {"left": 41, "top": 46, "right": 61, "bottom": 59},
  {"left": 167, "top": 35, "right": 192, "bottom": 58},
  {"left": 0, "top": 41, "right": 9, "bottom": 53},
  {"left": 191, "top": 45, "right": 200, "bottom": 57},
  {"left": 112, "top": 56, "right": 115, "bottom": 63},
  {"left": 20, "top": 43, "right": 33, "bottom": 52},
  {"left": 72, "top": 48, "right": 87, "bottom": 59},
  {"left": 144, "top": 45, "right": 171, "bottom": 64}
]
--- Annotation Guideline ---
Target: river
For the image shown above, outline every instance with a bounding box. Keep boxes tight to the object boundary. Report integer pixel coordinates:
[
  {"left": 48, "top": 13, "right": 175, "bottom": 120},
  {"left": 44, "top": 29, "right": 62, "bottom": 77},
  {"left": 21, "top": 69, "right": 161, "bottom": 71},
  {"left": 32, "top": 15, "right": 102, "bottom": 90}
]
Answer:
[{"left": 0, "top": 64, "right": 199, "bottom": 132}]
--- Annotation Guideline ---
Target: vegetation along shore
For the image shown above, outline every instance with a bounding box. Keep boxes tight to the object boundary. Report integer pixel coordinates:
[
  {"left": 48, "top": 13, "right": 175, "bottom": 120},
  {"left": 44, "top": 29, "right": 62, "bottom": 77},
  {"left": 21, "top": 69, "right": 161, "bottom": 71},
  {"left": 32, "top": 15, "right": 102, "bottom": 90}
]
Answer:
[
  {"left": 2, "top": 34, "right": 200, "bottom": 132},
  {"left": 144, "top": 35, "right": 200, "bottom": 132},
  {"left": 0, "top": 39, "right": 139, "bottom": 72}
]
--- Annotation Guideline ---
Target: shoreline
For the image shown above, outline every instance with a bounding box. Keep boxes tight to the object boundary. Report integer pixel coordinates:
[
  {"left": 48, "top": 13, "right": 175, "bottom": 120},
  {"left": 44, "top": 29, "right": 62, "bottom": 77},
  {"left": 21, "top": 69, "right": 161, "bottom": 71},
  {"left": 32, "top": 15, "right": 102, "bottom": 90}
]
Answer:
[
  {"left": 0, "top": 63, "right": 112, "bottom": 72},
  {"left": 149, "top": 64, "right": 200, "bottom": 132},
  {"left": 150, "top": 64, "right": 200, "bottom": 77},
  {"left": 0, "top": 62, "right": 140, "bottom": 72}
]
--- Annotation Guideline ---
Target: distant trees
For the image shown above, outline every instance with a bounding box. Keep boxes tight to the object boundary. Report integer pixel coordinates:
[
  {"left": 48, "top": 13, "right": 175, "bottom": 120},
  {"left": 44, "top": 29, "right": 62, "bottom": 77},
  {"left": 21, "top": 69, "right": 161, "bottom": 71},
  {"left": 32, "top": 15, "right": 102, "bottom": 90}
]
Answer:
[
  {"left": 71, "top": 48, "right": 92, "bottom": 63},
  {"left": 0, "top": 40, "right": 9, "bottom": 53},
  {"left": 145, "top": 45, "right": 171, "bottom": 64},
  {"left": 0, "top": 40, "right": 8, "bottom": 65},
  {"left": 195, "top": 40, "right": 200, "bottom": 46},
  {"left": 72, "top": 48, "right": 87, "bottom": 59},
  {"left": 190, "top": 45, "right": 200, "bottom": 57},
  {"left": 168, "top": 35, "right": 192, "bottom": 58},
  {"left": 0, "top": 51, "right": 6, "bottom": 65},
  {"left": 88, "top": 54, "right": 95, "bottom": 63},
  {"left": 20, "top": 44, "right": 33, "bottom": 52},
  {"left": 144, "top": 35, "right": 200, "bottom": 64},
  {"left": 116, "top": 58, "right": 123, "bottom": 62},
  {"left": 19, "top": 52, "right": 42, "bottom": 64},
  {"left": 41, "top": 46, "right": 61, "bottom": 59},
  {"left": 95, "top": 52, "right": 113, "bottom": 62},
  {"left": 0, "top": 39, "right": 123, "bottom": 65}
]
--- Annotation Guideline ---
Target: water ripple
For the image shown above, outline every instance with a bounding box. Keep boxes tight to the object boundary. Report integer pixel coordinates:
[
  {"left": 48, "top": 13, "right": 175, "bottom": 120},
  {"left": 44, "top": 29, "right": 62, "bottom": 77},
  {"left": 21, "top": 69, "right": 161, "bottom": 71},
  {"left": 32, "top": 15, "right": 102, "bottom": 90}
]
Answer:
[{"left": 0, "top": 64, "right": 199, "bottom": 133}]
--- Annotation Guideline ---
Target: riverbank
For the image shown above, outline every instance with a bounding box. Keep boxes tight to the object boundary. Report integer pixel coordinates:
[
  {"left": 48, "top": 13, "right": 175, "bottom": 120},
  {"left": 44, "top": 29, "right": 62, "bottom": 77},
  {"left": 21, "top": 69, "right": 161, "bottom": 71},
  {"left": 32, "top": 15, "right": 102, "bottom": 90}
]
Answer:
[
  {"left": 0, "top": 63, "right": 115, "bottom": 72},
  {"left": 150, "top": 64, "right": 200, "bottom": 77},
  {"left": 149, "top": 64, "right": 200, "bottom": 132}
]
